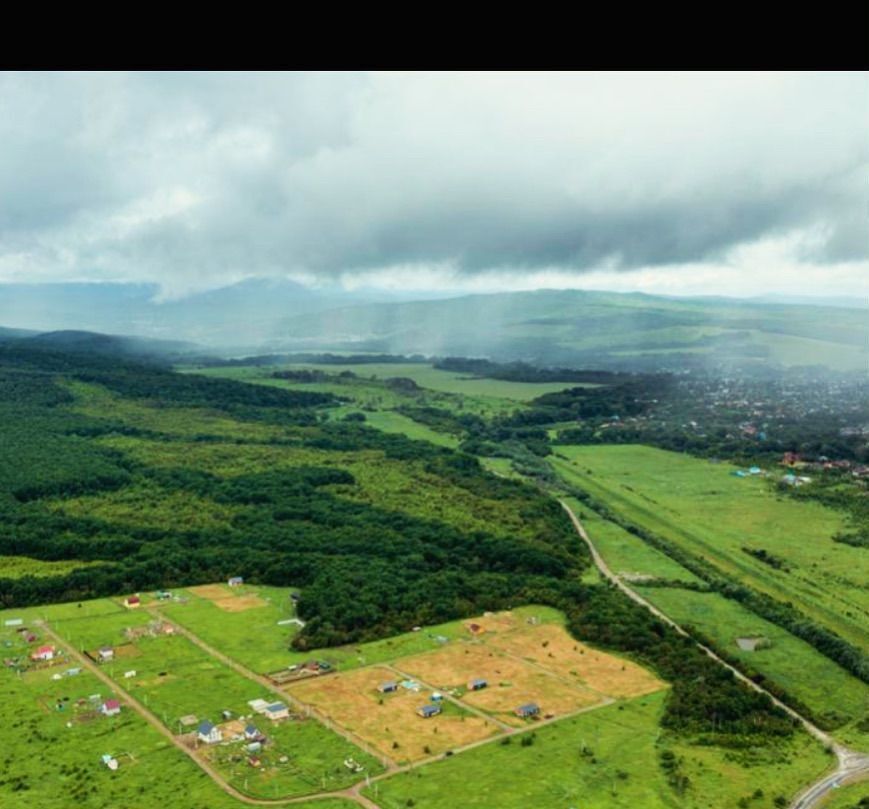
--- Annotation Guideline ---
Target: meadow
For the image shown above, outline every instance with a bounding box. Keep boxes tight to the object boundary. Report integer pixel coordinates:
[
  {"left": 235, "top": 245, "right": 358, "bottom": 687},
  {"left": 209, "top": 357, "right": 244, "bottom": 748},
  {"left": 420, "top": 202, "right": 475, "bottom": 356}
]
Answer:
[
  {"left": 634, "top": 586, "right": 869, "bottom": 745},
  {"left": 551, "top": 445, "right": 869, "bottom": 651},
  {"left": 0, "top": 614, "right": 357, "bottom": 809},
  {"left": 0, "top": 554, "right": 106, "bottom": 579},
  {"left": 561, "top": 496, "right": 869, "bottom": 745},
  {"left": 365, "top": 690, "right": 833, "bottom": 809}
]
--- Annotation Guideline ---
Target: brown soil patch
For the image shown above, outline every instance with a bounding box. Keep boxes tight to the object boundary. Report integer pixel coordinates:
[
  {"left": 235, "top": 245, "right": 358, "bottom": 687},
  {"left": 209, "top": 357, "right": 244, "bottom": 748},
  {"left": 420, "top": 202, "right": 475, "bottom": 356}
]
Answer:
[
  {"left": 399, "top": 644, "right": 604, "bottom": 727},
  {"left": 113, "top": 644, "right": 142, "bottom": 659},
  {"left": 287, "top": 665, "right": 500, "bottom": 763},
  {"left": 486, "top": 623, "right": 664, "bottom": 699},
  {"left": 215, "top": 594, "right": 266, "bottom": 612},
  {"left": 187, "top": 584, "right": 266, "bottom": 612}
]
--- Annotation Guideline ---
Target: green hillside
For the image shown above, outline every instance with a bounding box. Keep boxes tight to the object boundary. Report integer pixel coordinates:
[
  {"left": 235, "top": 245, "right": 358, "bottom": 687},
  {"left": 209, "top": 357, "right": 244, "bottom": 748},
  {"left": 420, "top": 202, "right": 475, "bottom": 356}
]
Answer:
[{"left": 276, "top": 289, "right": 868, "bottom": 371}]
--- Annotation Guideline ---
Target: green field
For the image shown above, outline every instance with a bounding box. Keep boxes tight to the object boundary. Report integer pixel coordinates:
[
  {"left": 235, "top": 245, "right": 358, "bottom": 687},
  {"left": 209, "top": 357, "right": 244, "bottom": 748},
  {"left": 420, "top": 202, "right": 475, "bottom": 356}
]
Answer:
[
  {"left": 571, "top": 506, "right": 704, "bottom": 584},
  {"left": 551, "top": 445, "right": 869, "bottom": 651},
  {"left": 820, "top": 780, "right": 869, "bottom": 808},
  {"left": 633, "top": 586, "right": 869, "bottom": 744},
  {"left": 0, "top": 614, "right": 357, "bottom": 808},
  {"left": 365, "top": 690, "right": 832, "bottom": 809},
  {"left": 0, "top": 555, "right": 106, "bottom": 579}
]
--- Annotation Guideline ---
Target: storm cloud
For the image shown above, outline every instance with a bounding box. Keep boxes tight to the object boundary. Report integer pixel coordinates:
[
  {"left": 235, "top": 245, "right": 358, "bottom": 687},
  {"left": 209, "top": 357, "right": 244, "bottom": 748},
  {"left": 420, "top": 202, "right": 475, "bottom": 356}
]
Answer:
[{"left": 0, "top": 71, "right": 866, "bottom": 295}]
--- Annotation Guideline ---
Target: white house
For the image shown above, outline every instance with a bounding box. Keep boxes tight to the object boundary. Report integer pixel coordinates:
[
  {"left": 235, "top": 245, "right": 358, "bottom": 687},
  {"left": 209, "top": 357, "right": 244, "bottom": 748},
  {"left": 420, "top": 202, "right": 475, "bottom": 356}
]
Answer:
[
  {"left": 197, "top": 720, "right": 222, "bottom": 744},
  {"left": 264, "top": 702, "right": 289, "bottom": 721}
]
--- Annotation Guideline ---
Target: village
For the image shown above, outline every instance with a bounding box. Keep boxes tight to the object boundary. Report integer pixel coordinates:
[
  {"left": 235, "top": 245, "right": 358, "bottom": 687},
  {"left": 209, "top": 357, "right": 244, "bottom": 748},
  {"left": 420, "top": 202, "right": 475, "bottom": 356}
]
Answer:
[{"left": 0, "top": 584, "right": 668, "bottom": 802}]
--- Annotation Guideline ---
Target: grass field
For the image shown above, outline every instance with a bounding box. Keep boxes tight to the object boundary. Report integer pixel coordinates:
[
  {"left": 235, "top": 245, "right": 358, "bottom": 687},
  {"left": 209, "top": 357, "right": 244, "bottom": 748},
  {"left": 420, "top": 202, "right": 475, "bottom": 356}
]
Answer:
[
  {"left": 819, "top": 780, "right": 869, "bottom": 807},
  {"left": 633, "top": 586, "right": 869, "bottom": 746},
  {"left": 0, "top": 612, "right": 357, "bottom": 808},
  {"left": 0, "top": 555, "right": 107, "bottom": 579},
  {"left": 551, "top": 445, "right": 869, "bottom": 651},
  {"left": 566, "top": 505, "right": 705, "bottom": 584},
  {"left": 161, "top": 584, "right": 304, "bottom": 674},
  {"left": 365, "top": 690, "right": 833, "bottom": 809},
  {"left": 560, "top": 496, "right": 869, "bottom": 746}
]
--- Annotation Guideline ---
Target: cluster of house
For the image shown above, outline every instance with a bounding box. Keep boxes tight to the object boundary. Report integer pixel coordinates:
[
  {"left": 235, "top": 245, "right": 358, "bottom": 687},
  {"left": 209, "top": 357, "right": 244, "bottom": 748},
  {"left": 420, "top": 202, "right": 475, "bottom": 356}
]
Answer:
[
  {"left": 780, "top": 452, "right": 869, "bottom": 480},
  {"left": 378, "top": 677, "right": 495, "bottom": 719}
]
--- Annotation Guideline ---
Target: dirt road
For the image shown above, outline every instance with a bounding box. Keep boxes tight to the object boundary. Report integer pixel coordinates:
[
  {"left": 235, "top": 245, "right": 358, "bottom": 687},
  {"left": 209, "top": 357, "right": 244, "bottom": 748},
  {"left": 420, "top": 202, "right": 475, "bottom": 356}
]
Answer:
[
  {"left": 559, "top": 500, "right": 869, "bottom": 809},
  {"left": 37, "top": 620, "right": 379, "bottom": 808}
]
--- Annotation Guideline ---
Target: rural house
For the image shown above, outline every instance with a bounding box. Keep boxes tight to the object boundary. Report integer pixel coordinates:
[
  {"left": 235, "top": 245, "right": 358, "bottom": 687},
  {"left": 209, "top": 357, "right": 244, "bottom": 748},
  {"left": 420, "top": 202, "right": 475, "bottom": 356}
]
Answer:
[
  {"left": 468, "top": 678, "right": 488, "bottom": 691},
  {"left": 124, "top": 595, "right": 141, "bottom": 609},
  {"left": 244, "top": 724, "right": 261, "bottom": 741},
  {"left": 514, "top": 703, "right": 540, "bottom": 718},
  {"left": 417, "top": 704, "right": 441, "bottom": 718},
  {"left": 101, "top": 699, "right": 121, "bottom": 717},
  {"left": 197, "top": 720, "right": 222, "bottom": 744},
  {"left": 31, "top": 645, "right": 55, "bottom": 661},
  {"left": 228, "top": 576, "right": 244, "bottom": 587},
  {"left": 264, "top": 702, "right": 289, "bottom": 721},
  {"left": 378, "top": 681, "right": 398, "bottom": 693},
  {"left": 98, "top": 647, "right": 114, "bottom": 662}
]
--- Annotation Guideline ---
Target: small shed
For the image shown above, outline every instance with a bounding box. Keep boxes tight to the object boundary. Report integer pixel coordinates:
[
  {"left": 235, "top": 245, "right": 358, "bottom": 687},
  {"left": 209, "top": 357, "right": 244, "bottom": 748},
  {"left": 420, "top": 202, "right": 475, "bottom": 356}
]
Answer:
[
  {"left": 468, "top": 678, "right": 488, "bottom": 691},
  {"left": 124, "top": 595, "right": 141, "bottom": 609},
  {"left": 514, "top": 702, "right": 540, "bottom": 718},
  {"left": 98, "top": 647, "right": 114, "bottom": 662},
  {"left": 378, "top": 681, "right": 398, "bottom": 693},
  {"left": 101, "top": 699, "right": 121, "bottom": 717},
  {"left": 228, "top": 577, "right": 244, "bottom": 587},
  {"left": 417, "top": 704, "right": 441, "bottom": 719}
]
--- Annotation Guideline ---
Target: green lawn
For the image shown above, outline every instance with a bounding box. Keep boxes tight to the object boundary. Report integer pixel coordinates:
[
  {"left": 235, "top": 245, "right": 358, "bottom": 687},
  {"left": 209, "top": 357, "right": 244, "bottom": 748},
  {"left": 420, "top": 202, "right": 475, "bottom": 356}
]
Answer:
[
  {"left": 365, "top": 690, "right": 833, "bottom": 809},
  {"left": 551, "top": 446, "right": 869, "bottom": 651}
]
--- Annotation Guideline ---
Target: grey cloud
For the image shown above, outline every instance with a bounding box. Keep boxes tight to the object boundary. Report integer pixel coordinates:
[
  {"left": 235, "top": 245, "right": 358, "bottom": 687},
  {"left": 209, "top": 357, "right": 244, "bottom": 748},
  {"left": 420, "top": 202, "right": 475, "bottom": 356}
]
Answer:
[{"left": 0, "top": 71, "right": 865, "bottom": 292}]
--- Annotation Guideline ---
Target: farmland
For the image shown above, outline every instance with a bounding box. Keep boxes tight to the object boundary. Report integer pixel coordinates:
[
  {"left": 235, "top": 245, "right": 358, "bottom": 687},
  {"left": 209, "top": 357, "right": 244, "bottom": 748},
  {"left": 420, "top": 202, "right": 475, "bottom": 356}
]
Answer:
[
  {"left": 551, "top": 445, "right": 869, "bottom": 651},
  {"left": 285, "top": 607, "right": 665, "bottom": 765},
  {"left": 365, "top": 690, "right": 832, "bottom": 809},
  {"left": 0, "top": 580, "right": 847, "bottom": 808},
  {"left": 0, "top": 606, "right": 359, "bottom": 808}
]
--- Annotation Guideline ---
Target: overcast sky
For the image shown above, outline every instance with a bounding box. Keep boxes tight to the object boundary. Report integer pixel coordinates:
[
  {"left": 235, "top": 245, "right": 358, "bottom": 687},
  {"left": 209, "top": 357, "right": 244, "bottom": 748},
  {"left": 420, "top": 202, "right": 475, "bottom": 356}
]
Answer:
[{"left": 1, "top": 71, "right": 866, "bottom": 299}]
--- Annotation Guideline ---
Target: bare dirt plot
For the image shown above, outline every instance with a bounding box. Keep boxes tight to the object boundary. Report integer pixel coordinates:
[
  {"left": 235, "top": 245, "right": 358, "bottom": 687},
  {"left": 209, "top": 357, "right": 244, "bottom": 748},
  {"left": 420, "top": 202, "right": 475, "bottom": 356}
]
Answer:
[
  {"left": 189, "top": 584, "right": 234, "bottom": 600},
  {"left": 187, "top": 584, "right": 266, "bottom": 612},
  {"left": 214, "top": 595, "right": 267, "bottom": 613},
  {"left": 399, "top": 644, "right": 605, "bottom": 727},
  {"left": 286, "top": 664, "right": 500, "bottom": 763},
  {"left": 485, "top": 623, "right": 665, "bottom": 699}
]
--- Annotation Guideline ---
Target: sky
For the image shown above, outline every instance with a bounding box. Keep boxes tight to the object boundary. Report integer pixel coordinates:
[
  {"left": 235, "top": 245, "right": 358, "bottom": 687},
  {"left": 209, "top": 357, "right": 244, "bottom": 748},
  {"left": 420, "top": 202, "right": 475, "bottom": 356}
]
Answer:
[{"left": 0, "top": 71, "right": 867, "bottom": 301}]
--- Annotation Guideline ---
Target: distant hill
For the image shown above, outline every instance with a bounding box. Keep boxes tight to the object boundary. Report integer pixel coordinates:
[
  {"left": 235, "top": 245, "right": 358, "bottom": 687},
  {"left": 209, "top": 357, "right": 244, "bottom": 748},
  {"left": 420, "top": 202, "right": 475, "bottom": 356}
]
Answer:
[
  {"left": 0, "top": 279, "right": 387, "bottom": 347},
  {"left": 273, "top": 289, "right": 869, "bottom": 372},
  {"left": 21, "top": 330, "right": 196, "bottom": 359}
]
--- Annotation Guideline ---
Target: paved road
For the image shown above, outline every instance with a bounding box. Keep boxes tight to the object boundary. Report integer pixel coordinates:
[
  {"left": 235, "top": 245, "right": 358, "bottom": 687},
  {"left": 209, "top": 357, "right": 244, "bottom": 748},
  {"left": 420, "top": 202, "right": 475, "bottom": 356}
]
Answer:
[{"left": 559, "top": 500, "right": 869, "bottom": 809}]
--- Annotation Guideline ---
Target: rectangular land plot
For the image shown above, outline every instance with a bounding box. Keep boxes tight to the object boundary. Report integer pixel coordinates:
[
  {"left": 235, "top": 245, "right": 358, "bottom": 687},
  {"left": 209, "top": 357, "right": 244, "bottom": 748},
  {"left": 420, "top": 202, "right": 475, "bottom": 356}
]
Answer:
[
  {"left": 287, "top": 664, "right": 500, "bottom": 764},
  {"left": 485, "top": 623, "right": 665, "bottom": 700},
  {"left": 397, "top": 643, "right": 606, "bottom": 727}
]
